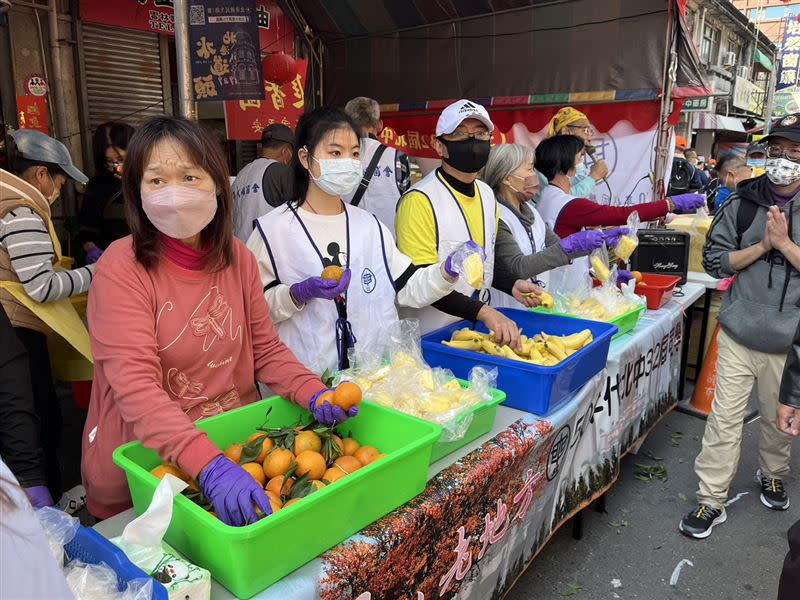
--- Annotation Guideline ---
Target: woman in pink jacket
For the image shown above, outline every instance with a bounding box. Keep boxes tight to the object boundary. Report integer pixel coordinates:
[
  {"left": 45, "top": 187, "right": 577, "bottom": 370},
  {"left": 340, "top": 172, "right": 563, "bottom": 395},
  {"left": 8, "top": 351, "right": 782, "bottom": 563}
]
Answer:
[{"left": 81, "top": 116, "right": 356, "bottom": 526}]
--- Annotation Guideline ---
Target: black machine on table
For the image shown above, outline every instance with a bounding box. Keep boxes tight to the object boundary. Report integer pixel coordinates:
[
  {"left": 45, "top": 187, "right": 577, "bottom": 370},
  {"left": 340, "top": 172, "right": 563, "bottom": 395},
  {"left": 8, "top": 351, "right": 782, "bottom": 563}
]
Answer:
[{"left": 629, "top": 229, "right": 691, "bottom": 285}]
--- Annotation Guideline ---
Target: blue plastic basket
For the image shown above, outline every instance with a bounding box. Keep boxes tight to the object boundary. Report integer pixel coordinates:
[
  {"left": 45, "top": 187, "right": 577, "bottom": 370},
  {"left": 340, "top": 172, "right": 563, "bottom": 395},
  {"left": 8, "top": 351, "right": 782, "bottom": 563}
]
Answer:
[
  {"left": 64, "top": 527, "right": 168, "bottom": 600},
  {"left": 420, "top": 308, "right": 617, "bottom": 415}
]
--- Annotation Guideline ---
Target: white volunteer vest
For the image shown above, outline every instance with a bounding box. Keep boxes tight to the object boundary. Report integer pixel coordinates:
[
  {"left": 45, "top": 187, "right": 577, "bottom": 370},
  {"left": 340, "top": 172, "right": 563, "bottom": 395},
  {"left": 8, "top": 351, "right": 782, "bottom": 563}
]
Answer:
[
  {"left": 491, "top": 202, "right": 549, "bottom": 309},
  {"left": 536, "top": 184, "right": 591, "bottom": 294},
  {"left": 232, "top": 158, "right": 276, "bottom": 241},
  {"left": 398, "top": 170, "right": 496, "bottom": 334},
  {"left": 254, "top": 204, "right": 399, "bottom": 374},
  {"left": 342, "top": 137, "right": 401, "bottom": 236}
]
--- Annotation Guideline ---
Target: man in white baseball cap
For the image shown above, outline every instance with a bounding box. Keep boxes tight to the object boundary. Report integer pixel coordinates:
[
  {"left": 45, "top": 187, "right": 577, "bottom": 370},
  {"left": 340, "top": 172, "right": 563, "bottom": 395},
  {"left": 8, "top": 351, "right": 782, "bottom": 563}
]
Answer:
[{"left": 395, "top": 99, "right": 536, "bottom": 344}]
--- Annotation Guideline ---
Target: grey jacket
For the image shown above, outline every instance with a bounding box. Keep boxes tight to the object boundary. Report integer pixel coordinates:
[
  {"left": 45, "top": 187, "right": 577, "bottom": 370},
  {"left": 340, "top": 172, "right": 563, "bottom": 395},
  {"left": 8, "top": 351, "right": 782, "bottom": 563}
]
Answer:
[{"left": 703, "top": 175, "right": 800, "bottom": 354}]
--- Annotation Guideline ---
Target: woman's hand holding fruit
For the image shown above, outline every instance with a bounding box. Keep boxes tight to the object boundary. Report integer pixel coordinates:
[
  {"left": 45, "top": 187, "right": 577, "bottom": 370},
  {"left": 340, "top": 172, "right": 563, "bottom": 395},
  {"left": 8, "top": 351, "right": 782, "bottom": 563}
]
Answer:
[
  {"left": 198, "top": 455, "right": 273, "bottom": 526},
  {"left": 308, "top": 382, "right": 362, "bottom": 425},
  {"left": 290, "top": 267, "right": 351, "bottom": 305}
]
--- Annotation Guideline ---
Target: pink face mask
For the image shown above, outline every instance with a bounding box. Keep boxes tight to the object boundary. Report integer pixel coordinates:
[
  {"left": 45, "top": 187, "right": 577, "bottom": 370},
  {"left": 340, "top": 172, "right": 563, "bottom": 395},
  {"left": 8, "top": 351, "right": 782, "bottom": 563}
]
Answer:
[{"left": 141, "top": 185, "right": 217, "bottom": 239}]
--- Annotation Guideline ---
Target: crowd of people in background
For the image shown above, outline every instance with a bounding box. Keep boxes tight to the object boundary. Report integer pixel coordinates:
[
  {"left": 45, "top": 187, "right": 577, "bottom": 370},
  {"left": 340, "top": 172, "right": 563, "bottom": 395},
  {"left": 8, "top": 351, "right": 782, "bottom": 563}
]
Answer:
[{"left": 4, "top": 96, "right": 800, "bottom": 596}]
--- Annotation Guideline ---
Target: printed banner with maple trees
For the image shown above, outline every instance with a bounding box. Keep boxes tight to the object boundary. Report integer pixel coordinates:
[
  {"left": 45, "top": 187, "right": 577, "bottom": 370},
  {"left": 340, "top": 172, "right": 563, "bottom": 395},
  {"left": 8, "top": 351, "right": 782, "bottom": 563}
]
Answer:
[{"left": 224, "top": 59, "right": 307, "bottom": 141}]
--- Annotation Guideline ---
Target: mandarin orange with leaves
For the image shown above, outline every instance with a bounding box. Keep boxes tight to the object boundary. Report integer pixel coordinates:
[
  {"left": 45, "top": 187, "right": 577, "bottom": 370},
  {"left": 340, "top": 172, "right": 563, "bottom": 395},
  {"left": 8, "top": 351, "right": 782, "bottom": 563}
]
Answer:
[
  {"left": 262, "top": 447, "right": 294, "bottom": 479},
  {"left": 295, "top": 450, "right": 326, "bottom": 480},
  {"left": 293, "top": 430, "right": 322, "bottom": 456},
  {"left": 246, "top": 433, "right": 275, "bottom": 463}
]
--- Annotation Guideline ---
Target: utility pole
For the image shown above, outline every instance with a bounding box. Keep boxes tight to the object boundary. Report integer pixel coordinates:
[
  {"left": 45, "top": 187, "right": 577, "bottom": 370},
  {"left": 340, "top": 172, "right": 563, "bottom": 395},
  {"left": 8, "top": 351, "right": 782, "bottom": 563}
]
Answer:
[{"left": 173, "top": 0, "right": 196, "bottom": 120}]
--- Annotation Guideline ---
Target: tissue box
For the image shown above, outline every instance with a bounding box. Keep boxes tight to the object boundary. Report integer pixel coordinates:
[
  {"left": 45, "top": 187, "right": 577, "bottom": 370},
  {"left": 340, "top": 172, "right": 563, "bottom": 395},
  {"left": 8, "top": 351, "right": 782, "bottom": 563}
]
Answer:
[{"left": 667, "top": 214, "right": 712, "bottom": 273}]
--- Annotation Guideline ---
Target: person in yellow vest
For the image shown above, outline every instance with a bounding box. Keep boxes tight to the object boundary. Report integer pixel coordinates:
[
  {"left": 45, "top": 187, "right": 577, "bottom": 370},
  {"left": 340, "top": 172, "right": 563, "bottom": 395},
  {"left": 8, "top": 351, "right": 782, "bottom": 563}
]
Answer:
[{"left": 0, "top": 129, "right": 93, "bottom": 499}]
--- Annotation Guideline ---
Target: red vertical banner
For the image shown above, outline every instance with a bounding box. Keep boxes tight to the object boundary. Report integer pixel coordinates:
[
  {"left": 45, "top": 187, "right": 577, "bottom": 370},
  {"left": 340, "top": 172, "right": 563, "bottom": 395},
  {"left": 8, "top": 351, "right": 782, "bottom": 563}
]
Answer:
[
  {"left": 223, "top": 59, "right": 307, "bottom": 141},
  {"left": 17, "top": 96, "right": 49, "bottom": 134}
]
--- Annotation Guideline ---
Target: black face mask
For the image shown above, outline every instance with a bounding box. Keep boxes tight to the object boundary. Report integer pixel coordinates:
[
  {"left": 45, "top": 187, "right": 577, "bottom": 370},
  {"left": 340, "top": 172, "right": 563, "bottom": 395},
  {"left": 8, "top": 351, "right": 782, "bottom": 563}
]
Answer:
[{"left": 440, "top": 137, "right": 491, "bottom": 173}]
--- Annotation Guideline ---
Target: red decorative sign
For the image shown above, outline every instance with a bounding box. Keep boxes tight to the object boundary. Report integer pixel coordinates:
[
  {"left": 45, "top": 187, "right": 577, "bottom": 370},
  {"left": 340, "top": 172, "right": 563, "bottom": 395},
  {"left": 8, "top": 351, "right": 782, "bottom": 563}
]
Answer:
[
  {"left": 79, "top": 0, "right": 294, "bottom": 54},
  {"left": 223, "top": 59, "right": 307, "bottom": 141},
  {"left": 17, "top": 96, "right": 49, "bottom": 134}
]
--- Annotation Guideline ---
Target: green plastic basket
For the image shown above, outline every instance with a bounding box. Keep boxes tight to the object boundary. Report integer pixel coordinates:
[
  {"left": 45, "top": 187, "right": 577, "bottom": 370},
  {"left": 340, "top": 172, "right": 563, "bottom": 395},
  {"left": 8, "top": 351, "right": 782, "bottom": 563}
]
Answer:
[
  {"left": 428, "top": 385, "right": 506, "bottom": 463},
  {"left": 532, "top": 304, "right": 645, "bottom": 340},
  {"left": 113, "top": 397, "right": 439, "bottom": 599}
]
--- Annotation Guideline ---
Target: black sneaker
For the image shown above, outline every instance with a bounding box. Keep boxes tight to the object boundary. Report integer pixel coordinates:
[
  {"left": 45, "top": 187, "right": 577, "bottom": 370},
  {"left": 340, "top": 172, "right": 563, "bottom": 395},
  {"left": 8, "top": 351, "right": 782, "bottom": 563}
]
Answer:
[
  {"left": 679, "top": 504, "right": 727, "bottom": 539},
  {"left": 756, "top": 470, "right": 790, "bottom": 511}
]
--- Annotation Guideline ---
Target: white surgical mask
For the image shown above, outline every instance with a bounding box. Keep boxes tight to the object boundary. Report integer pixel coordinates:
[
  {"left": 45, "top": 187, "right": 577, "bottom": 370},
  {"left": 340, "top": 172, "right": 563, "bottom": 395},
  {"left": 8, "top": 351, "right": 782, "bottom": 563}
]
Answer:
[
  {"left": 309, "top": 154, "right": 362, "bottom": 197},
  {"left": 45, "top": 173, "right": 60, "bottom": 204},
  {"left": 766, "top": 157, "right": 800, "bottom": 187},
  {"left": 141, "top": 185, "right": 217, "bottom": 239}
]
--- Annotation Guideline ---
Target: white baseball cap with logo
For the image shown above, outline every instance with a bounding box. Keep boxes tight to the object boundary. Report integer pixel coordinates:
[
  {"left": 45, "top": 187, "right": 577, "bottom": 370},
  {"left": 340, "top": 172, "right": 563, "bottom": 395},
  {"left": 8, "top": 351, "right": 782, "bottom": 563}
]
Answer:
[{"left": 436, "top": 99, "right": 495, "bottom": 137}]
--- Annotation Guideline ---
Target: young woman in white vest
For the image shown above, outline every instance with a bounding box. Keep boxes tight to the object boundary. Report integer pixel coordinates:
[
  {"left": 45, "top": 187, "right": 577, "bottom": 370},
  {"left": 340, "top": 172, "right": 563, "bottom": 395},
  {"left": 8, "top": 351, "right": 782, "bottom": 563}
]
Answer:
[
  {"left": 534, "top": 135, "right": 707, "bottom": 292},
  {"left": 482, "top": 143, "right": 625, "bottom": 308},
  {"left": 248, "top": 107, "right": 488, "bottom": 375},
  {"left": 395, "top": 100, "right": 544, "bottom": 347}
]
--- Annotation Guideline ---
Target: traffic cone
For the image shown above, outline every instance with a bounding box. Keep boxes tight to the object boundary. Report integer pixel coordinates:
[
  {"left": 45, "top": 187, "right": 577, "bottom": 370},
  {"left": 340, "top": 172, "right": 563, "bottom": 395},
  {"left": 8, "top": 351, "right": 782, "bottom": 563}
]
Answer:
[{"left": 688, "top": 324, "right": 720, "bottom": 415}]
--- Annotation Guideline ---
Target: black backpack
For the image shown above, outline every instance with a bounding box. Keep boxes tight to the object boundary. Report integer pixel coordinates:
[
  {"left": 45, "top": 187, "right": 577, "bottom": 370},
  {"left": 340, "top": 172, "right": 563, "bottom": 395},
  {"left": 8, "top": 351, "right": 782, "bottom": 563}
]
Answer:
[{"left": 668, "top": 157, "right": 696, "bottom": 196}]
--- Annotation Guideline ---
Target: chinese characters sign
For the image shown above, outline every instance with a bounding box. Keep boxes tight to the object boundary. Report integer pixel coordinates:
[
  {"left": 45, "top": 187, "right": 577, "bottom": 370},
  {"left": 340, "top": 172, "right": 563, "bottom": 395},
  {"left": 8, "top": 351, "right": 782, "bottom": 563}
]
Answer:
[
  {"left": 778, "top": 20, "right": 800, "bottom": 91},
  {"left": 224, "top": 59, "right": 307, "bottom": 140},
  {"left": 189, "top": 1, "right": 264, "bottom": 102},
  {"left": 17, "top": 96, "right": 48, "bottom": 134}
]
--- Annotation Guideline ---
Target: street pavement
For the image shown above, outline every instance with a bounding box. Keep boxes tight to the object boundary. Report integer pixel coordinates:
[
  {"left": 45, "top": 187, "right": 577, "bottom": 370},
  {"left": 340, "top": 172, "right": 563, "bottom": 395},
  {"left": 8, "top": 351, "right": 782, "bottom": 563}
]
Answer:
[{"left": 506, "top": 409, "right": 799, "bottom": 600}]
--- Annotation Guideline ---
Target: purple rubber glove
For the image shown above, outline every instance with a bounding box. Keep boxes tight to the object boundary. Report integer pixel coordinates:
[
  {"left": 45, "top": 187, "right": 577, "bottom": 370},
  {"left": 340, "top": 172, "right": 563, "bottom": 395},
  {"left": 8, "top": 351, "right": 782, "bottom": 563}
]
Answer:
[
  {"left": 670, "top": 193, "right": 706, "bottom": 213},
  {"left": 444, "top": 240, "right": 485, "bottom": 278},
  {"left": 86, "top": 246, "right": 104, "bottom": 264},
  {"left": 600, "top": 227, "right": 629, "bottom": 248},
  {"left": 25, "top": 485, "right": 54, "bottom": 509},
  {"left": 558, "top": 230, "right": 604, "bottom": 256},
  {"left": 290, "top": 269, "right": 351, "bottom": 305},
  {"left": 617, "top": 269, "right": 635, "bottom": 285},
  {"left": 308, "top": 388, "right": 359, "bottom": 425},
  {"left": 199, "top": 455, "right": 271, "bottom": 526}
]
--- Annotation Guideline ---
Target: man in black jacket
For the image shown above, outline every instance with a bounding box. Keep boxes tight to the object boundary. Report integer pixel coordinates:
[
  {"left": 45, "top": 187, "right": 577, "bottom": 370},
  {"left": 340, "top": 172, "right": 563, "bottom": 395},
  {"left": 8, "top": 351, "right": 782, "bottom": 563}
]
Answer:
[
  {"left": 0, "top": 307, "right": 52, "bottom": 507},
  {"left": 777, "top": 327, "right": 800, "bottom": 599}
]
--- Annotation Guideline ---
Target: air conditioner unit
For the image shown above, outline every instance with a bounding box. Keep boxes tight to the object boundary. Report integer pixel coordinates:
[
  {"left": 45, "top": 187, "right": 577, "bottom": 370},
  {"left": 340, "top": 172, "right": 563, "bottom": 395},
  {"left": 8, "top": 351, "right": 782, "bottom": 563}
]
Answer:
[
  {"left": 737, "top": 65, "right": 751, "bottom": 79},
  {"left": 723, "top": 51, "right": 737, "bottom": 67}
]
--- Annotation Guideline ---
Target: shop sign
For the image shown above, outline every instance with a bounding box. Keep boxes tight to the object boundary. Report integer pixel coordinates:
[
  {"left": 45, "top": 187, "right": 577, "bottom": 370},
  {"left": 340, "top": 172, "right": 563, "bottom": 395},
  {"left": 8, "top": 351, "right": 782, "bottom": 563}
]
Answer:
[
  {"left": 779, "top": 20, "right": 800, "bottom": 91},
  {"left": 682, "top": 96, "right": 710, "bottom": 112},
  {"left": 732, "top": 77, "right": 759, "bottom": 114},
  {"left": 25, "top": 74, "right": 48, "bottom": 97},
  {"left": 17, "top": 96, "right": 48, "bottom": 134}
]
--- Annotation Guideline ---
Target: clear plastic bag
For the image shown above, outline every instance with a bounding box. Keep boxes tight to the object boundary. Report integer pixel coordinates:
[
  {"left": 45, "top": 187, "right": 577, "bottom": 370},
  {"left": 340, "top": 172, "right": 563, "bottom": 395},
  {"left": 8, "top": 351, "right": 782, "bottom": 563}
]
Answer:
[
  {"left": 552, "top": 266, "right": 643, "bottom": 321},
  {"left": 64, "top": 561, "right": 153, "bottom": 600},
  {"left": 339, "top": 319, "right": 496, "bottom": 440},
  {"left": 448, "top": 241, "right": 486, "bottom": 289},
  {"left": 36, "top": 506, "right": 79, "bottom": 566},
  {"left": 589, "top": 243, "right": 611, "bottom": 282},
  {"left": 615, "top": 211, "right": 640, "bottom": 261}
]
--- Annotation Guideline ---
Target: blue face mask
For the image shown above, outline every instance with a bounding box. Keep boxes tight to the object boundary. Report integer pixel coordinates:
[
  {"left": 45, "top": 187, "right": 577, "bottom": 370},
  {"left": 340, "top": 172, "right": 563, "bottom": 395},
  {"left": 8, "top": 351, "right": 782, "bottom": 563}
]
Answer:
[
  {"left": 574, "top": 162, "right": 589, "bottom": 178},
  {"left": 747, "top": 157, "right": 766, "bottom": 170}
]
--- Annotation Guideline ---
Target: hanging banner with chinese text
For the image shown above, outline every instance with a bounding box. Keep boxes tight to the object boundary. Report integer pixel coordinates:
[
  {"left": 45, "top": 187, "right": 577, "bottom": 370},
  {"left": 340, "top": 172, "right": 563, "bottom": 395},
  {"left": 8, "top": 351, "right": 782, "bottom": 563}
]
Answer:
[
  {"left": 252, "top": 302, "right": 682, "bottom": 599},
  {"left": 223, "top": 59, "right": 307, "bottom": 140},
  {"left": 778, "top": 20, "right": 800, "bottom": 91},
  {"left": 79, "top": 0, "right": 294, "bottom": 54},
  {"left": 382, "top": 100, "right": 661, "bottom": 206},
  {"left": 17, "top": 96, "right": 49, "bottom": 134},
  {"left": 188, "top": 0, "right": 264, "bottom": 102}
]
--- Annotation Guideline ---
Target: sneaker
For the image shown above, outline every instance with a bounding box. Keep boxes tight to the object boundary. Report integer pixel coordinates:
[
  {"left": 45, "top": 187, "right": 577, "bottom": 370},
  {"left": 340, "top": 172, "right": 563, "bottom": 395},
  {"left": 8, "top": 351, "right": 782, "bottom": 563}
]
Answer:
[
  {"left": 679, "top": 504, "right": 727, "bottom": 539},
  {"left": 756, "top": 470, "right": 790, "bottom": 511},
  {"left": 56, "top": 484, "right": 86, "bottom": 515}
]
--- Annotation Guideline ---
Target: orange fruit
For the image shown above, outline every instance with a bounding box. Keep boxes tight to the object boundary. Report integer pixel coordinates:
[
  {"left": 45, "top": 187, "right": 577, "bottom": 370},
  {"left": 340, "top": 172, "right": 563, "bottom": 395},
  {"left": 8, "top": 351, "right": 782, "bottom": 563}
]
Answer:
[
  {"left": 333, "top": 455, "right": 362, "bottom": 475},
  {"left": 321, "top": 265, "right": 344, "bottom": 282},
  {"left": 332, "top": 382, "right": 362, "bottom": 411},
  {"left": 284, "top": 498, "right": 302, "bottom": 507},
  {"left": 631, "top": 271, "right": 643, "bottom": 283},
  {"left": 308, "top": 480, "right": 326, "bottom": 492},
  {"left": 316, "top": 390, "right": 335, "bottom": 408},
  {"left": 224, "top": 443, "right": 244, "bottom": 464},
  {"left": 295, "top": 450, "right": 326, "bottom": 480},
  {"left": 323, "top": 467, "right": 347, "bottom": 483},
  {"left": 265, "top": 491, "right": 283, "bottom": 512},
  {"left": 354, "top": 446, "right": 379, "bottom": 466},
  {"left": 242, "top": 462, "right": 266, "bottom": 486},
  {"left": 262, "top": 448, "right": 295, "bottom": 479},
  {"left": 265, "top": 475, "right": 294, "bottom": 496},
  {"left": 341, "top": 438, "right": 360, "bottom": 456},
  {"left": 246, "top": 433, "right": 275, "bottom": 463},
  {"left": 150, "top": 463, "right": 191, "bottom": 482},
  {"left": 293, "top": 431, "right": 322, "bottom": 456}
]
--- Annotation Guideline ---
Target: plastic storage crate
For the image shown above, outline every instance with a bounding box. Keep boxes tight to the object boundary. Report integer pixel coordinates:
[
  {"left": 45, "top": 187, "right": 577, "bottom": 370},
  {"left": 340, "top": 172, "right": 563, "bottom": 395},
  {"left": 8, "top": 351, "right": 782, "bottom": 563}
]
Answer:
[
  {"left": 114, "top": 396, "right": 439, "bottom": 599},
  {"left": 633, "top": 274, "right": 682, "bottom": 310},
  {"left": 534, "top": 304, "right": 644, "bottom": 339},
  {"left": 64, "top": 526, "right": 167, "bottom": 600},
  {"left": 420, "top": 308, "right": 616, "bottom": 415}
]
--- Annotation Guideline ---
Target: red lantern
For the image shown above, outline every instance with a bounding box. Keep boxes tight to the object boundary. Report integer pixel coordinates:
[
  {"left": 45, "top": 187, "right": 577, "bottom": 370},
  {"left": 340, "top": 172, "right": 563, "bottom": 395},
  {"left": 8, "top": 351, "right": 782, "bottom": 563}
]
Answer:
[{"left": 262, "top": 52, "right": 297, "bottom": 85}]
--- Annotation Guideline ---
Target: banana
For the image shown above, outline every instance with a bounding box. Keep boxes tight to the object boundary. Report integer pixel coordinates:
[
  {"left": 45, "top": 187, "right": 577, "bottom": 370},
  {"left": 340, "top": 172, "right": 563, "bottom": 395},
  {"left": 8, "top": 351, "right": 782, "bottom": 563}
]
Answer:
[
  {"left": 560, "top": 329, "right": 593, "bottom": 350},
  {"left": 542, "top": 333, "right": 567, "bottom": 361},
  {"left": 481, "top": 339, "right": 506, "bottom": 356},
  {"left": 463, "top": 252, "right": 484, "bottom": 289},
  {"left": 443, "top": 339, "right": 483, "bottom": 352},
  {"left": 452, "top": 328, "right": 487, "bottom": 342},
  {"left": 615, "top": 234, "right": 638, "bottom": 261},
  {"left": 522, "top": 290, "right": 555, "bottom": 309},
  {"left": 501, "top": 345, "right": 529, "bottom": 362}
]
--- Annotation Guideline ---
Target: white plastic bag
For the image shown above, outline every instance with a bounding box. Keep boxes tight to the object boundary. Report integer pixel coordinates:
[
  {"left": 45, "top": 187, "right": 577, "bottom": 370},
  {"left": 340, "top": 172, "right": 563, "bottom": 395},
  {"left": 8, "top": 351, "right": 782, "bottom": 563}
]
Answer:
[
  {"left": 36, "top": 506, "right": 79, "bottom": 566},
  {"left": 112, "top": 475, "right": 211, "bottom": 600},
  {"left": 64, "top": 561, "right": 153, "bottom": 600}
]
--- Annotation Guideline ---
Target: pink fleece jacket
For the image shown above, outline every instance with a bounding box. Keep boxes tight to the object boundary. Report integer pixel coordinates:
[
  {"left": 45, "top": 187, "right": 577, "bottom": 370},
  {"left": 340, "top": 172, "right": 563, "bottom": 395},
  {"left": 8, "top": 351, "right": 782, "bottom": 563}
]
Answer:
[{"left": 81, "top": 236, "right": 325, "bottom": 519}]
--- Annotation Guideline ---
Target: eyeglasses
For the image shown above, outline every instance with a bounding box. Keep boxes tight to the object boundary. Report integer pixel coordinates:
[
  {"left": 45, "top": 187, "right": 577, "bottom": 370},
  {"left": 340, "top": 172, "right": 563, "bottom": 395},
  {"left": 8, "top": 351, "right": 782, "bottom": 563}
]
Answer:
[
  {"left": 444, "top": 131, "right": 492, "bottom": 142},
  {"left": 766, "top": 145, "right": 800, "bottom": 162},
  {"left": 567, "top": 125, "right": 595, "bottom": 136}
]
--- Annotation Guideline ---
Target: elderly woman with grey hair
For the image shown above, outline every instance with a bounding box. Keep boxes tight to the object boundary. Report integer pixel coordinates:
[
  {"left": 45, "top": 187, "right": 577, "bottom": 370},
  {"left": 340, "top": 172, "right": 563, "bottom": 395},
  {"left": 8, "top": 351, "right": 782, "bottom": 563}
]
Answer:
[{"left": 483, "top": 143, "right": 609, "bottom": 307}]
